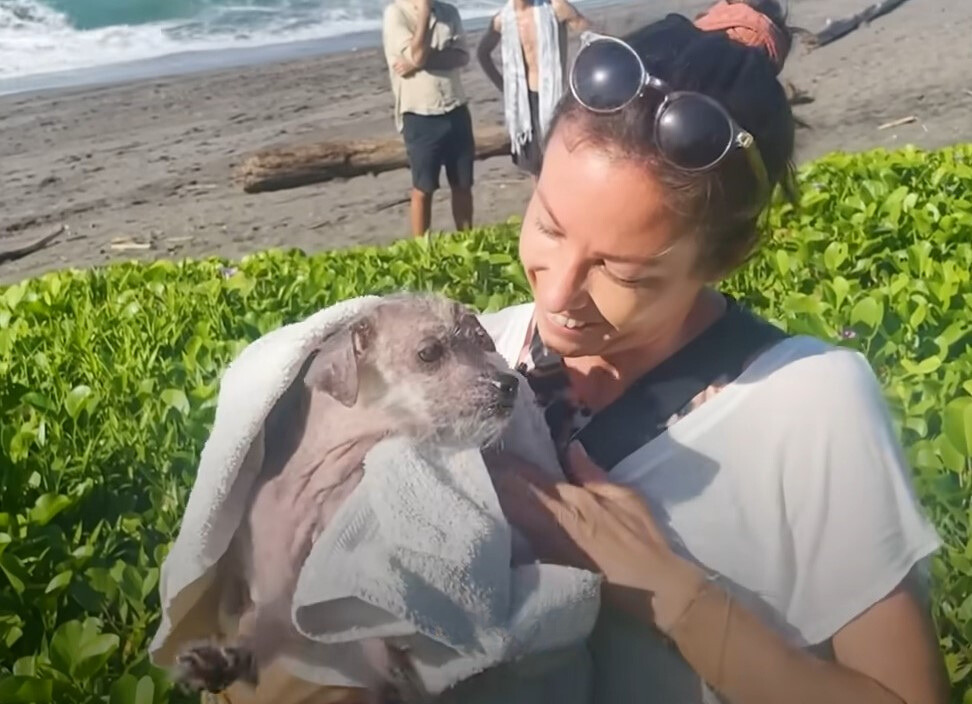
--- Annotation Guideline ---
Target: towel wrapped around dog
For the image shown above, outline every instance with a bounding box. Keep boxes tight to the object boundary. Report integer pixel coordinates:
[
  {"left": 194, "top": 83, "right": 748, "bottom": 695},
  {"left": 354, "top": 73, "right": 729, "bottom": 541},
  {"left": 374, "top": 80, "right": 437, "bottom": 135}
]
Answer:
[{"left": 148, "top": 294, "right": 601, "bottom": 701}]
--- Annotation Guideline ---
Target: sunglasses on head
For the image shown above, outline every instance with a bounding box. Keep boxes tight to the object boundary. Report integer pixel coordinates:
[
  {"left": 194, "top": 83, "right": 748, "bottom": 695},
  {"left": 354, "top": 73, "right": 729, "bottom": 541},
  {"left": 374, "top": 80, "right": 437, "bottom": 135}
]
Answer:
[{"left": 568, "top": 31, "right": 770, "bottom": 207}]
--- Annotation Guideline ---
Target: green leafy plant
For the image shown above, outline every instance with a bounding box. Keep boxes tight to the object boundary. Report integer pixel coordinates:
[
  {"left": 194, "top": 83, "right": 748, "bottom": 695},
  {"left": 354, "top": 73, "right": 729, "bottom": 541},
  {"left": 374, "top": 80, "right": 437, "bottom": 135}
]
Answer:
[{"left": 1, "top": 143, "right": 970, "bottom": 702}]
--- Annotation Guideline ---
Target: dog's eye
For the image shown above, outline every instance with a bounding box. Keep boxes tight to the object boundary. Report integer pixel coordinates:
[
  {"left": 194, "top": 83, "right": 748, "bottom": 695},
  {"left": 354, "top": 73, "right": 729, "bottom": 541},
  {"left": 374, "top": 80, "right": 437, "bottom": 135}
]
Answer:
[{"left": 417, "top": 341, "right": 444, "bottom": 363}]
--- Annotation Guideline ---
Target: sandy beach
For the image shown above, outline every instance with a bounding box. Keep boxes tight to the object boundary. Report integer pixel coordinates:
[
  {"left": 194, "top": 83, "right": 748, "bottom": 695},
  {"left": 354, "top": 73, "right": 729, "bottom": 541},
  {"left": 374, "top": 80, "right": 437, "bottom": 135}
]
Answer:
[{"left": 0, "top": 0, "right": 969, "bottom": 285}]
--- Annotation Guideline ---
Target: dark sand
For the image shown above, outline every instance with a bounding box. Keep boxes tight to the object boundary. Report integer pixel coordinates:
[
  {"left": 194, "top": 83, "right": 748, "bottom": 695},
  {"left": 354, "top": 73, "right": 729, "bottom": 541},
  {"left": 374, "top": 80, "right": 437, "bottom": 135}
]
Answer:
[{"left": 1, "top": 0, "right": 970, "bottom": 285}]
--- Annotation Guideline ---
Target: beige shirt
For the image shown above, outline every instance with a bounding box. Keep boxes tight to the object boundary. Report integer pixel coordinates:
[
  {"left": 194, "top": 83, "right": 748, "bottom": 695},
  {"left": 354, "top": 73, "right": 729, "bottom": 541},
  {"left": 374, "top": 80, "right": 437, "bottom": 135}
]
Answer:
[{"left": 381, "top": 0, "right": 468, "bottom": 132}]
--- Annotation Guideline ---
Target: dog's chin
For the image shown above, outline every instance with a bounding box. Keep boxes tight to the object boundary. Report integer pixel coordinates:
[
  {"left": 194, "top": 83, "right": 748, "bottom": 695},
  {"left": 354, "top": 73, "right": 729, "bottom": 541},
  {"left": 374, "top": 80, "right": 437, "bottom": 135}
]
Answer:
[
  {"left": 431, "top": 406, "right": 513, "bottom": 451},
  {"left": 473, "top": 407, "right": 516, "bottom": 447}
]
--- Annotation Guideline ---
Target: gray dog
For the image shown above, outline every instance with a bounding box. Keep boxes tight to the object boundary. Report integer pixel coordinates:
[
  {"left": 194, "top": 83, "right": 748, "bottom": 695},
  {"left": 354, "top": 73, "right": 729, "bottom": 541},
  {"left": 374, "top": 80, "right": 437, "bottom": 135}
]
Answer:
[{"left": 173, "top": 292, "right": 521, "bottom": 703}]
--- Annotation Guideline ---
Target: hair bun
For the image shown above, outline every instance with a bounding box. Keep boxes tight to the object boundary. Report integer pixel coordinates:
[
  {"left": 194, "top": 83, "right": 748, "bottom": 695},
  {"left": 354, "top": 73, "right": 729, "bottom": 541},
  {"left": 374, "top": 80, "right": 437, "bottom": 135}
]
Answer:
[{"left": 693, "top": 0, "right": 792, "bottom": 73}]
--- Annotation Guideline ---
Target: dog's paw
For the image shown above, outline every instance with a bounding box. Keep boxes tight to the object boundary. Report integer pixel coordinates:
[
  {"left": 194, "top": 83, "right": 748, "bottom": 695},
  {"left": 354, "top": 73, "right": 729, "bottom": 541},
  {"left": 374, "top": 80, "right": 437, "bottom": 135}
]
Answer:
[{"left": 174, "top": 642, "right": 257, "bottom": 693}]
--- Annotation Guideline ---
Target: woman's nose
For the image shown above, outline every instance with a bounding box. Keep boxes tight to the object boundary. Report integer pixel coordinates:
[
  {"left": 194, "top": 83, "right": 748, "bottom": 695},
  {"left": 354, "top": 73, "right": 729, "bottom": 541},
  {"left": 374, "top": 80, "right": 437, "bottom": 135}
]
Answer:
[{"left": 541, "top": 257, "right": 590, "bottom": 313}]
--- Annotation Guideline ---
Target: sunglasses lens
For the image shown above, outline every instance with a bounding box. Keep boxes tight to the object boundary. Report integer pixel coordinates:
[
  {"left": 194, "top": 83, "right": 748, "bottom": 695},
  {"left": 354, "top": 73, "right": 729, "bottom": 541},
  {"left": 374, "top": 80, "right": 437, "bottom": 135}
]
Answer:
[
  {"left": 656, "top": 95, "right": 734, "bottom": 170},
  {"left": 572, "top": 40, "right": 644, "bottom": 111}
]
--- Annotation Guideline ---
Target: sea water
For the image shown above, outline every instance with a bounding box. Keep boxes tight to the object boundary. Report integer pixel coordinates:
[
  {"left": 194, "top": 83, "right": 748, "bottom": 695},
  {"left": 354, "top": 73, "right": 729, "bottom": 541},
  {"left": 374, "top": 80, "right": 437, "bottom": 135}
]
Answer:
[{"left": 0, "top": 0, "right": 511, "bottom": 95}]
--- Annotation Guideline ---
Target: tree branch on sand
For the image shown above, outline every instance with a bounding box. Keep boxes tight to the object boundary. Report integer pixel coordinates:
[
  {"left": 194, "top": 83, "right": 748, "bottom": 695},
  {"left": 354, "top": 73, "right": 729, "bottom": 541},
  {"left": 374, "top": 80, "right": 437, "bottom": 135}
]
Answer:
[
  {"left": 805, "top": 0, "right": 912, "bottom": 49},
  {"left": 236, "top": 124, "right": 511, "bottom": 194},
  {"left": 0, "top": 225, "right": 67, "bottom": 264}
]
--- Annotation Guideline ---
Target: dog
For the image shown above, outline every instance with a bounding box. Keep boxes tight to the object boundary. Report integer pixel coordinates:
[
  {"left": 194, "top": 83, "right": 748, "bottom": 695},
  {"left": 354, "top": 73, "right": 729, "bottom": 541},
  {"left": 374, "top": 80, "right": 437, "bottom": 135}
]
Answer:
[{"left": 172, "top": 292, "right": 521, "bottom": 703}]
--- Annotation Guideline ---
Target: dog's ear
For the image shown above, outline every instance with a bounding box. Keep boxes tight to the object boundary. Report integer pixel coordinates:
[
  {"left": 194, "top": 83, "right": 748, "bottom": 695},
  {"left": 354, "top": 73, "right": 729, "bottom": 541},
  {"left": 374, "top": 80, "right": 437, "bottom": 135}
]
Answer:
[{"left": 303, "top": 316, "right": 374, "bottom": 407}]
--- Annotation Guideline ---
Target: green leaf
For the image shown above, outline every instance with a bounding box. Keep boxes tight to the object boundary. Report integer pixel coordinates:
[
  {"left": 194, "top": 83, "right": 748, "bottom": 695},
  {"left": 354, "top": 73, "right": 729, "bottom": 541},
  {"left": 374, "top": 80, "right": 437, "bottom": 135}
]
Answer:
[
  {"left": 829, "top": 276, "right": 851, "bottom": 308},
  {"left": 823, "top": 242, "right": 848, "bottom": 272},
  {"left": 850, "top": 297, "right": 884, "bottom": 329},
  {"left": 0, "top": 553, "right": 29, "bottom": 595},
  {"left": 900, "top": 357, "right": 943, "bottom": 376},
  {"left": 0, "top": 676, "right": 53, "bottom": 703},
  {"left": 63, "top": 384, "right": 94, "bottom": 419},
  {"left": 134, "top": 676, "right": 155, "bottom": 704},
  {"left": 109, "top": 674, "right": 137, "bottom": 704},
  {"left": 29, "top": 493, "right": 73, "bottom": 527},
  {"left": 21, "top": 392, "right": 56, "bottom": 412},
  {"left": 160, "top": 388, "right": 190, "bottom": 416},
  {"left": 943, "top": 397, "right": 972, "bottom": 457},
  {"left": 45, "top": 570, "right": 73, "bottom": 594},
  {"left": 49, "top": 618, "right": 121, "bottom": 680}
]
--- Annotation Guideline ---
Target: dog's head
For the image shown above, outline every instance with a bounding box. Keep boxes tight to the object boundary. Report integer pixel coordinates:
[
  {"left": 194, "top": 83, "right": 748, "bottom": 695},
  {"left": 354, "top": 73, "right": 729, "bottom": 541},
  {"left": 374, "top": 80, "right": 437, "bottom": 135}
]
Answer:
[{"left": 303, "top": 292, "right": 519, "bottom": 448}]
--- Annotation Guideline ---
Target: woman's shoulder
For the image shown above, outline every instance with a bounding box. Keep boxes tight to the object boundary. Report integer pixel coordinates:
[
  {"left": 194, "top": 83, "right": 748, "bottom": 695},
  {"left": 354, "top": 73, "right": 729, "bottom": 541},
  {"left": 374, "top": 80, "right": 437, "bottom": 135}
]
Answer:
[{"left": 747, "top": 333, "right": 888, "bottom": 412}]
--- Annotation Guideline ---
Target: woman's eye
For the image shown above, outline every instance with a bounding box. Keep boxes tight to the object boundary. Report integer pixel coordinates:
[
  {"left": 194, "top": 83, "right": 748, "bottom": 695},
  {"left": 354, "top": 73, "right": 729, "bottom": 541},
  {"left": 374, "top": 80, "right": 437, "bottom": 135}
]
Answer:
[
  {"left": 534, "top": 218, "right": 561, "bottom": 238},
  {"left": 418, "top": 341, "right": 444, "bottom": 363},
  {"left": 602, "top": 264, "right": 657, "bottom": 287}
]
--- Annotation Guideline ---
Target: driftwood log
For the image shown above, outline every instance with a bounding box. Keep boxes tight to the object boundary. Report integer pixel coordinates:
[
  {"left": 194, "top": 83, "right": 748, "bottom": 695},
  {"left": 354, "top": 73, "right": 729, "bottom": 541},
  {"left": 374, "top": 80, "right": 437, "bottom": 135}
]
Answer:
[{"left": 237, "top": 123, "right": 511, "bottom": 194}]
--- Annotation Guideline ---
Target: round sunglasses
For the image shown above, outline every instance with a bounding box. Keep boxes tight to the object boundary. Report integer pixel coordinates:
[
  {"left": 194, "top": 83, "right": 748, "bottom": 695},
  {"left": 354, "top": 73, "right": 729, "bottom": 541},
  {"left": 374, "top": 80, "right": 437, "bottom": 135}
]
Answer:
[{"left": 568, "top": 31, "right": 770, "bottom": 205}]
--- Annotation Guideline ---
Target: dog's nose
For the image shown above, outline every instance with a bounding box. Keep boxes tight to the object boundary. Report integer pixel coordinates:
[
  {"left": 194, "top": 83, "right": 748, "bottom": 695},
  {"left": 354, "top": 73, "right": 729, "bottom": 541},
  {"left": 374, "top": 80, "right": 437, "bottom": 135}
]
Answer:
[{"left": 495, "top": 372, "right": 519, "bottom": 399}]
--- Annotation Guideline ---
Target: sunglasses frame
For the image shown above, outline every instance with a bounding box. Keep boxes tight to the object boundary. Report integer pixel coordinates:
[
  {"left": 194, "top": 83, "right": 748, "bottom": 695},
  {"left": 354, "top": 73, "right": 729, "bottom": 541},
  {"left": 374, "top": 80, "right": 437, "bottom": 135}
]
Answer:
[{"left": 569, "top": 31, "right": 770, "bottom": 204}]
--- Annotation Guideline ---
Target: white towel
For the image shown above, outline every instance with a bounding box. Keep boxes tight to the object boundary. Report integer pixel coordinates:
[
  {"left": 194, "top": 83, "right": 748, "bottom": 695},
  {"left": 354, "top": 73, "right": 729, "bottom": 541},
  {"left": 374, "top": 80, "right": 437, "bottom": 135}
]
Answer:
[
  {"left": 500, "top": 0, "right": 563, "bottom": 155},
  {"left": 148, "top": 294, "right": 601, "bottom": 699}
]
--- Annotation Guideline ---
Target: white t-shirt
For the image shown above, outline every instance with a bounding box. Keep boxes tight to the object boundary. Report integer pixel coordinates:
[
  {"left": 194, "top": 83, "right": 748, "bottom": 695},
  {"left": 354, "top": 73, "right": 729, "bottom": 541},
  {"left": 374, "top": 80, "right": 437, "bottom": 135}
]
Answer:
[{"left": 477, "top": 302, "right": 942, "bottom": 702}]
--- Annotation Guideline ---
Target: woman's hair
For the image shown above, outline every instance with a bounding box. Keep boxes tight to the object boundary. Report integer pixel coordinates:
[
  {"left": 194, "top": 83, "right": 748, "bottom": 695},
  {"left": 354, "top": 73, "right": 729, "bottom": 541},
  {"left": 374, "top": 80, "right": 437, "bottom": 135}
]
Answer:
[{"left": 548, "top": 10, "right": 797, "bottom": 279}]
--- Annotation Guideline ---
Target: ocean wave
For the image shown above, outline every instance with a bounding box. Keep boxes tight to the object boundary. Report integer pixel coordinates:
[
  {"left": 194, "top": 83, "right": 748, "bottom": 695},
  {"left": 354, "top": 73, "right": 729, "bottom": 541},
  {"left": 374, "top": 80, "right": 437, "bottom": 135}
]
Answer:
[{"left": 0, "top": 0, "right": 506, "bottom": 80}]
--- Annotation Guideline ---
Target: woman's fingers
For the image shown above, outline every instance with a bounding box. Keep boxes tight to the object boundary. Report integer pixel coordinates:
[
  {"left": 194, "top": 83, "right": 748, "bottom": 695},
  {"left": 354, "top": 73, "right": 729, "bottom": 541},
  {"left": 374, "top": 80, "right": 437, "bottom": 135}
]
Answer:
[
  {"left": 492, "top": 467, "right": 593, "bottom": 566},
  {"left": 491, "top": 463, "right": 558, "bottom": 524},
  {"left": 564, "top": 441, "right": 610, "bottom": 484},
  {"left": 565, "top": 441, "right": 639, "bottom": 502},
  {"left": 563, "top": 443, "right": 671, "bottom": 546}
]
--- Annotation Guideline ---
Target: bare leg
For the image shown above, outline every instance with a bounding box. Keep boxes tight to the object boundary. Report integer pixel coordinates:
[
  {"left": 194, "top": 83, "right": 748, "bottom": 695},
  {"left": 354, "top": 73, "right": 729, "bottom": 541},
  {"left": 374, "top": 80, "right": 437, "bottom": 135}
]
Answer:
[
  {"left": 410, "top": 188, "right": 433, "bottom": 237},
  {"left": 450, "top": 188, "right": 473, "bottom": 231}
]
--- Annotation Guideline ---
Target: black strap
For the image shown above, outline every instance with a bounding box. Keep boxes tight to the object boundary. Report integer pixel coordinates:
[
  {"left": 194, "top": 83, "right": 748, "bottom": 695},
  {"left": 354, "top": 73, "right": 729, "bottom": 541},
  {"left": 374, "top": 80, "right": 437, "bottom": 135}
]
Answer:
[{"left": 526, "top": 297, "right": 790, "bottom": 471}]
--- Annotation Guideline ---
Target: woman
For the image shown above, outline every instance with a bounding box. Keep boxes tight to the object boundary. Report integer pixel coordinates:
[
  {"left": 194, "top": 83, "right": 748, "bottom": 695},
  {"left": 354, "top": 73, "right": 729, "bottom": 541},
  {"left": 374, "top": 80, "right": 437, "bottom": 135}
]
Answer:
[{"left": 478, "top": 8, "right": 950, "bottom": 704}]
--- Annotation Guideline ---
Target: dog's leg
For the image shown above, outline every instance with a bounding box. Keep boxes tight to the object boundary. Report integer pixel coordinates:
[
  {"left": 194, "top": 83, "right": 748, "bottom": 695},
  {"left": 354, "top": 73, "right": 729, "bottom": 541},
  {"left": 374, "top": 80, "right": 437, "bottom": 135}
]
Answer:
[{"left": 174, "top": 607, "right": 265, "bottom": 692}]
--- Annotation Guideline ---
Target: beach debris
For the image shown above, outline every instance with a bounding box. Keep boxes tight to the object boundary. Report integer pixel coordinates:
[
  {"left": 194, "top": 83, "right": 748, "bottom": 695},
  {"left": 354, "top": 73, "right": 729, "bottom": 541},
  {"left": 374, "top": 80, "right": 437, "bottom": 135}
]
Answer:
[
  {"left": 784, "top": 80, "right": 814, "bottom": 106},
  {"left": 878, "top": 115, "right": 918, "bottom": 130},
  {"left": 109, "top": 236, "right": 153, "bottom": 251},
  {"left": 373, "top": 196, "right": 411, "bottom": 213},
  {"left": 0, "top": 224, "right": 67, "bottom": 264},
  {"left": 806, "top": 0, "right": 912, "bottom": 49},
  {"left": 236, "top": 124, "right": 512, "bottom": 194}
]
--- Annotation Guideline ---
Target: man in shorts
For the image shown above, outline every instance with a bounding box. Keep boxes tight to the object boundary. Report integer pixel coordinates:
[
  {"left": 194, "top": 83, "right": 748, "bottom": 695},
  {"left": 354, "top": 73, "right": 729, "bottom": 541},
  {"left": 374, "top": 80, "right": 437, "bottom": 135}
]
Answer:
[{"left": 383, "top": 0, "right": 474, "bottom": 237}]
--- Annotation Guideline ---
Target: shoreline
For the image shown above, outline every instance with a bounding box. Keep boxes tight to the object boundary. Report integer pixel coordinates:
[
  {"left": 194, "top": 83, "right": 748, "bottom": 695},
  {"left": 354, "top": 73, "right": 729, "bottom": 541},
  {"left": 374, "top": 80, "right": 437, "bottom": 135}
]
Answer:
[
  {"left": 0, "top": 18, "right": 490, "bottom": 101},
  {"left": 0, "top": 0, "right": 621, "bottom": 101},
  {"left": 1, "top": 0, "right": 970, "bottom": 286}
]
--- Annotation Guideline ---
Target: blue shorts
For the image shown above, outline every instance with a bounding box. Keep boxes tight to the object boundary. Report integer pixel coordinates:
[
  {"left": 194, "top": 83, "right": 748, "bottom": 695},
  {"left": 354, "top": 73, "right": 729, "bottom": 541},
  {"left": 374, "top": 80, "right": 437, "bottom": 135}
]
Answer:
[{"left": 402, "top": 104, "right": 475, "bottom": 194}]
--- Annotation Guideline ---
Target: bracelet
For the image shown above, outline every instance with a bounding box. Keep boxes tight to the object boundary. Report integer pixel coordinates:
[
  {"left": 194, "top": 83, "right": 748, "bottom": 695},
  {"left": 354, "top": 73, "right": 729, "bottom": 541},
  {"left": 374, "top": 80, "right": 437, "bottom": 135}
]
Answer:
[
  {"left": 660, "top": 572, "right": 735, "bottom": 696},
  {"left": 659, "top": 570, "right": 721, "bottom": 639},
  {"left": 714, "top": 588, "right": 733, "bottom": 694}
]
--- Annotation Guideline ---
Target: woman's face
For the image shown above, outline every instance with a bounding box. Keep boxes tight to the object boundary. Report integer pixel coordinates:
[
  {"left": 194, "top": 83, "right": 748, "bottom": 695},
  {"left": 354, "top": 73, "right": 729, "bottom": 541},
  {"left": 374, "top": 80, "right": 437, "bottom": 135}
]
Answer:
[{"left": 519, "top": 124, "right": 712, "bottom": 359}]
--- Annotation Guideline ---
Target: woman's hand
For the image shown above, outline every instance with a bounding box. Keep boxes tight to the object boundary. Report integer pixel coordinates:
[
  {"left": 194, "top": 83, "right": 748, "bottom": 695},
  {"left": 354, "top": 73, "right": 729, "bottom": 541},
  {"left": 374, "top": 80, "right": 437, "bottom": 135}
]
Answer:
[{"left": 486, "top": 441, "right": 707, "bottom": 634}]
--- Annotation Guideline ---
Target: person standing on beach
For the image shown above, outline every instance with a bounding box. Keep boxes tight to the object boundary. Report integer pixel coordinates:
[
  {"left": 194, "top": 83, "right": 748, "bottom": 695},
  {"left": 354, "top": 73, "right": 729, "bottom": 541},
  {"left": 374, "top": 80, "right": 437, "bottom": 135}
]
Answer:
[
  {"left": 476, "top": 0, "right": 589, "bottom": 179},
  {"left": 382, "top": 0, "right": 474, "bottom": 237}
]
